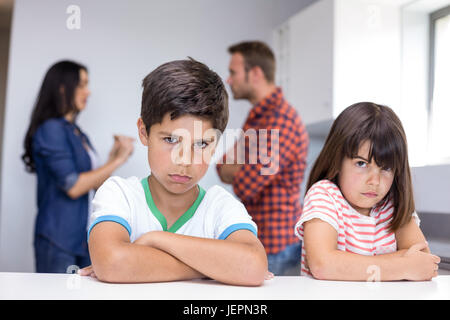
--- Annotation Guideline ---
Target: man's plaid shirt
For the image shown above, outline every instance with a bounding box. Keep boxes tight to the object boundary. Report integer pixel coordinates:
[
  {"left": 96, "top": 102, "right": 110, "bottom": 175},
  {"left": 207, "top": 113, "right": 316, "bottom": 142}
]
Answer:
[{"left": 217, "top": 88, "right": 309, "bottom": 254}]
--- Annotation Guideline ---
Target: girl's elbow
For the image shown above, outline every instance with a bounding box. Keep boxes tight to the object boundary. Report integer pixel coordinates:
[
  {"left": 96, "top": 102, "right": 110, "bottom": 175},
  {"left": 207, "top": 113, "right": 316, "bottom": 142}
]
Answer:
[
  {"left": 309, "top": 265, "right": 326, "bottom": 280},
  {"left": 308, "top": 258, "right": 331, "bottom": 280}
]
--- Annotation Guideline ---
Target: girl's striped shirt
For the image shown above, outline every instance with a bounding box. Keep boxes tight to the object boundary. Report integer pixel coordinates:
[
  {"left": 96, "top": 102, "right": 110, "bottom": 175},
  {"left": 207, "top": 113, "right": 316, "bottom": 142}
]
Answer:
[{"left": 294, "top": 179, "right": 420, "bottom": 277}]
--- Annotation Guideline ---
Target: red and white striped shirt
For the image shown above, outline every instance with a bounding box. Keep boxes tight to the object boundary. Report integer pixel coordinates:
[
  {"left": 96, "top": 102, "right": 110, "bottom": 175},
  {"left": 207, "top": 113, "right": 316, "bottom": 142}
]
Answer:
[{"left": 294, "top": 180, "right": 420, "bottom": 276}]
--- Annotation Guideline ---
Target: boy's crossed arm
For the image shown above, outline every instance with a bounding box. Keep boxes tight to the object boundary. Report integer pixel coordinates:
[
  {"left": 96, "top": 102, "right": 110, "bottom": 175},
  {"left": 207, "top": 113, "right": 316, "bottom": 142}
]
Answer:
[{"left": 83, "top": 221, "right": 268, "bottom": 286}]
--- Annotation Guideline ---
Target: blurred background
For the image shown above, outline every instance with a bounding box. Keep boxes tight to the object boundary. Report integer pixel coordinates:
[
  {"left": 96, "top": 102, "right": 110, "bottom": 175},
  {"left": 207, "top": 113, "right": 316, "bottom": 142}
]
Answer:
[{"left": 0, "top": 0, "right": 449, "bottom": 273}]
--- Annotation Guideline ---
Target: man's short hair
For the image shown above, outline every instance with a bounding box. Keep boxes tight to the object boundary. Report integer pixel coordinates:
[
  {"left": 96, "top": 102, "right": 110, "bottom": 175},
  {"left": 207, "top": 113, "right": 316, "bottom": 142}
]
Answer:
[
  {"left": 141, "top": 58, "right": 229, "bottom": 133},
  {"left": 228, "top": 41, "right": 275, "bottom": 83}
]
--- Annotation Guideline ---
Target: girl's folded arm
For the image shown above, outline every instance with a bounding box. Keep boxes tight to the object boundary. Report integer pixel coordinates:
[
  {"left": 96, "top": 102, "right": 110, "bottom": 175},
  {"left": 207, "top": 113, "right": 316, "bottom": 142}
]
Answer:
[
  {"left": 395, "top": 216, "right": 430, "bottom": 253},
  {"left": 303, "top": 218, "right": 439, "bottom": 281}
]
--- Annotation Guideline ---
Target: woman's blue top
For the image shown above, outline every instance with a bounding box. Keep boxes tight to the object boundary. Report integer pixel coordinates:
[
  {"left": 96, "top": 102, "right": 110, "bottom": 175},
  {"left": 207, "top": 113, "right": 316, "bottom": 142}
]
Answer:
[{"left": 32, "top": 117, "right": 94, "bottom": 256}]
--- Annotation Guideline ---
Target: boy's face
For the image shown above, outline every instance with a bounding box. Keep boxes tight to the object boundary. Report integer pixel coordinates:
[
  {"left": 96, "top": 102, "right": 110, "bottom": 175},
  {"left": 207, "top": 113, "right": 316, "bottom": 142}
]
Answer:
[{"left": 138, "top": 113, "right": 218, "bottom": 195}]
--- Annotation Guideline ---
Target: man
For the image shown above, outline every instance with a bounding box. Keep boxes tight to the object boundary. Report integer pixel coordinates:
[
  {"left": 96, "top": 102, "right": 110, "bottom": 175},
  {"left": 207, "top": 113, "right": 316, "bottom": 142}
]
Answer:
[{"left": 217, "top": 41, "right": 309, "bottom": 276}]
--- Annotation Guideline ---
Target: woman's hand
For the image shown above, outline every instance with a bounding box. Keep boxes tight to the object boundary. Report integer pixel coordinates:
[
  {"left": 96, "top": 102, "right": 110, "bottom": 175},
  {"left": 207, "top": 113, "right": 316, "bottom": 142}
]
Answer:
[
  {"left": 402, "top": 242, "right": 440, "bottom": 281},
  {"left": 108, "top": 135, "right": 135, "bottom": 165}
]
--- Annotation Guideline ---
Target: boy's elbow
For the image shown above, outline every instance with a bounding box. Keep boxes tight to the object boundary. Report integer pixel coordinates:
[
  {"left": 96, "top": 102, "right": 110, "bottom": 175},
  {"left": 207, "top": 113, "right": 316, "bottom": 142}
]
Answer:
[
  {"left": 238, "top": 270, "right": 265, "bottom": 287},
  {"left": 244, "top": 265, "right": 266, "bottom": 286},
  {"left": 94, "top": 265, "right": 117, "bottom": 283},
  {"left": 239, "top": 252, "right": 267, "bottom": 286},
  {"left": 91, "top": 250, "right": 126, "bottom": 283}
]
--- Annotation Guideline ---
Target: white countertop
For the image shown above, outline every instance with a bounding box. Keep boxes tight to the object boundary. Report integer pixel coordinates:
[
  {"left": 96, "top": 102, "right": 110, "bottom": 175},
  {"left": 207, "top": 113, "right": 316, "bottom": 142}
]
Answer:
[{"left": 1, "top": 272, "right": 449, "bottom": 300}]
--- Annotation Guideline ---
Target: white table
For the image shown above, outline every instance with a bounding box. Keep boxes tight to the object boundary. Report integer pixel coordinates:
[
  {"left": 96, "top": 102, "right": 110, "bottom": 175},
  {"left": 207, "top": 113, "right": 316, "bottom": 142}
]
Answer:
[{"left": 0, "top": 272, "right": 449, "bottom": 300}]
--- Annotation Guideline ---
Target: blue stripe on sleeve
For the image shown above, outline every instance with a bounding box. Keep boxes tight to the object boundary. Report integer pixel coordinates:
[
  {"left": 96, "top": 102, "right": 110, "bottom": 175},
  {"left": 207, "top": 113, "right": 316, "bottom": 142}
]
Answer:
[
  {"left": 87, "top": 215, "right": 131, "bottom": 242},
  {"left": 218, "top": 223, "right": 258, "bottom": 240}
]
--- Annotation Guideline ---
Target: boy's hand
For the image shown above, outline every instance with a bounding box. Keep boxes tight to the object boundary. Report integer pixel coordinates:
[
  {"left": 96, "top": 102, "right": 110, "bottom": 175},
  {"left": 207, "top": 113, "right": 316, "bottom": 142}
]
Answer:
[
  {"left": 78, "top": 265, "right": 97, "bottom": 278},
  {"left": 134, "top": 231, "right": 155, "bottom": 246}
]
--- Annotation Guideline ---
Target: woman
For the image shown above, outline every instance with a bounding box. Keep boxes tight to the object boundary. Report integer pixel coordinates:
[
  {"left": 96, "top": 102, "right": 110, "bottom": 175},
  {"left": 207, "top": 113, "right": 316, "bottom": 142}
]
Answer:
[{"left": 22, "top": 60, "right": 134, "bottom": 273}]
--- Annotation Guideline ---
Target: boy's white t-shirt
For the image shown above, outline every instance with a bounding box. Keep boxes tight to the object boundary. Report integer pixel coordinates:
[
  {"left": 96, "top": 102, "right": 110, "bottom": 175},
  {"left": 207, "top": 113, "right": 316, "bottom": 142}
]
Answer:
[{"left": 87, "top": 176, "right": 257, "bottom": 242}]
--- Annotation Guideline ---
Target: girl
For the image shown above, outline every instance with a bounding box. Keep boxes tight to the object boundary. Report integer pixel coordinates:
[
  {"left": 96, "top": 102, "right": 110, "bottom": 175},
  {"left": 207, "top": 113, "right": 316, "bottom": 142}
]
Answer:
[
  {"left": 295, "top": 102, "right": 440, "bottom": 281},
  {"left": 22, "top": 60, "right": 134, "bottom": 273}
]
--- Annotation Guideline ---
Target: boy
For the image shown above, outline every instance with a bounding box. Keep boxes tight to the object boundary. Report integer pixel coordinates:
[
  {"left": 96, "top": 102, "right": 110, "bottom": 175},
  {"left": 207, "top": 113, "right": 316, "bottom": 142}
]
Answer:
[{"left": 79, "top": 59, "right": 268, "bottom": 286}]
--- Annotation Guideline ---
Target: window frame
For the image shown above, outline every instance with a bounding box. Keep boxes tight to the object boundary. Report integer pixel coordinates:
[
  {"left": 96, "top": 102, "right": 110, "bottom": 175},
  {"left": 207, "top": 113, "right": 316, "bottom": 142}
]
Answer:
[{"left": 428, "top": 5, "right": 450, "bottom": 164}]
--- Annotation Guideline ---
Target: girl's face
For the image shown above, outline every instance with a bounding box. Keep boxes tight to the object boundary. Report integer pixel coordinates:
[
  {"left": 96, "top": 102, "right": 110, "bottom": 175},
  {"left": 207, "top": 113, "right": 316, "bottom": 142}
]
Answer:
[
  {"left": 74, "top": 69, "right": 90, "bottom": 112},
  {"left": 338, "top": 140, "right": 395, "bottom": 216}
]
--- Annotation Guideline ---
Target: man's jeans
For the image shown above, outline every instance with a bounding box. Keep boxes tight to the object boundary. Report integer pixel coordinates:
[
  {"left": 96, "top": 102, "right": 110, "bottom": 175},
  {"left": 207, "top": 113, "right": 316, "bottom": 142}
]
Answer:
[{"left": 267, "top": 242, "right": 302, "bottom": 276}]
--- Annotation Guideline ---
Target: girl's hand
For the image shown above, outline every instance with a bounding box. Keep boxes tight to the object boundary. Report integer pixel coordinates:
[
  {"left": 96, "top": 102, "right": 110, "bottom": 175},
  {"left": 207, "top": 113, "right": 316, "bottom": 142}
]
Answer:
[
  {"left": 403, "top": 242, "right": 440, "bottom": 281},
  {"left": 265, "top": 271, "right": 274, "bottom": 280}
]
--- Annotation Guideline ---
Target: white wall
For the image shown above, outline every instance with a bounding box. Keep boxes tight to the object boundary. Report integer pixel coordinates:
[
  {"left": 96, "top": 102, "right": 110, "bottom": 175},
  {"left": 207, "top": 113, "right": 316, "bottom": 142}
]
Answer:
[
  {"left": 333, "top": 0, "right": 402, "bottom": 116},
  {"left": 284, "top": 0, "right": 334, "bottom": 125},
  {"left": 412, "top": 165, "right": 450, "bottom": 214},
  {"left": 0, "top": 0, "right": 316, "bottom": 272},
  {"left": 0, "top": 28, "right": 10, "bottom": 197},
  {"left": 276, "top": 0, "right": 450, "bottom": 214},
  {"left": 400, "top": 8, "right": 430, "bottom": 167}
]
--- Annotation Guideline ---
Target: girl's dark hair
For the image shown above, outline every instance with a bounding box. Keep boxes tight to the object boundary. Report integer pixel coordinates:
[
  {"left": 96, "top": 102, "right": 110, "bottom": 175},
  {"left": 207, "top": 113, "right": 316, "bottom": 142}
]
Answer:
[
  {"left": 141, "top": 58, "right": 229, "bottom": 133},
  {"left": 22, "top": 60, "right": 87, "bottom": 172},
  {"left": 307, "top": 102, "right": 415, "bottom": 232}
]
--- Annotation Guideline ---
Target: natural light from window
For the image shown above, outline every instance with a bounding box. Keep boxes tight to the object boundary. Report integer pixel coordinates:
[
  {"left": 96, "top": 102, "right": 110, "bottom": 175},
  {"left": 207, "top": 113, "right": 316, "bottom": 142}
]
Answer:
[{"left": 429, "top": 12, "right": 450, "bottom": 164}]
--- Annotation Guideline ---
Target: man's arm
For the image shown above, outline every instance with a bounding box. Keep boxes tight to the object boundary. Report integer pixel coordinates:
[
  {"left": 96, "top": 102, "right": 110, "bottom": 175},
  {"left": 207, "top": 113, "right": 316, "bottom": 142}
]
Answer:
[
  {"left": 303, "top": 219, "right": 440, "bottom": 281},
  {"left": 231, "top": 122, "right": 308, "bottom": 203},
  {"left": 137, "top": 229, "right": 268, "bottom": 286},
  {"left": 216, "top": 140, "right": 243, "bottom": 184},
  {"left": 88, "top": 222, "right": 204, "bottom": 283}
]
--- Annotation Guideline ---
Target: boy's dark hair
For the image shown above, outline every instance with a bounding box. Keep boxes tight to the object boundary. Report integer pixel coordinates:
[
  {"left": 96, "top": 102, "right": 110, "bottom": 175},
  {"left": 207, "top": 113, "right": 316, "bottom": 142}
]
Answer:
[
  {"left": 141, "top": 58, "right": 229, "bottom": 133},
  {"left": 228, "top": 41, "right": 275, "bottom": 83},
  {"left": 307, "top": 102, "right": 415, "bottom": 232}
]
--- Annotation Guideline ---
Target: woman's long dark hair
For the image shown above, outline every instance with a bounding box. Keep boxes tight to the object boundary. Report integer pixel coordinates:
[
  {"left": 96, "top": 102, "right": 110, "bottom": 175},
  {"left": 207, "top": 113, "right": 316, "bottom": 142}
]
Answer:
[
  {"left": 22, "top": 60, "right": 88, "bottom": 173},
  {"left": 307, "top": 102, "right": 415, "bottom": 232}
]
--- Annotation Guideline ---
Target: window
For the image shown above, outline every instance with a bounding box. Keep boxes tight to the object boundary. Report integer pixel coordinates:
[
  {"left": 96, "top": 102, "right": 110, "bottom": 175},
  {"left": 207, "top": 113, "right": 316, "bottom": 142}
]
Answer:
[{"left": 429, "top": 5, "right": 450, "bottom": 164}]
